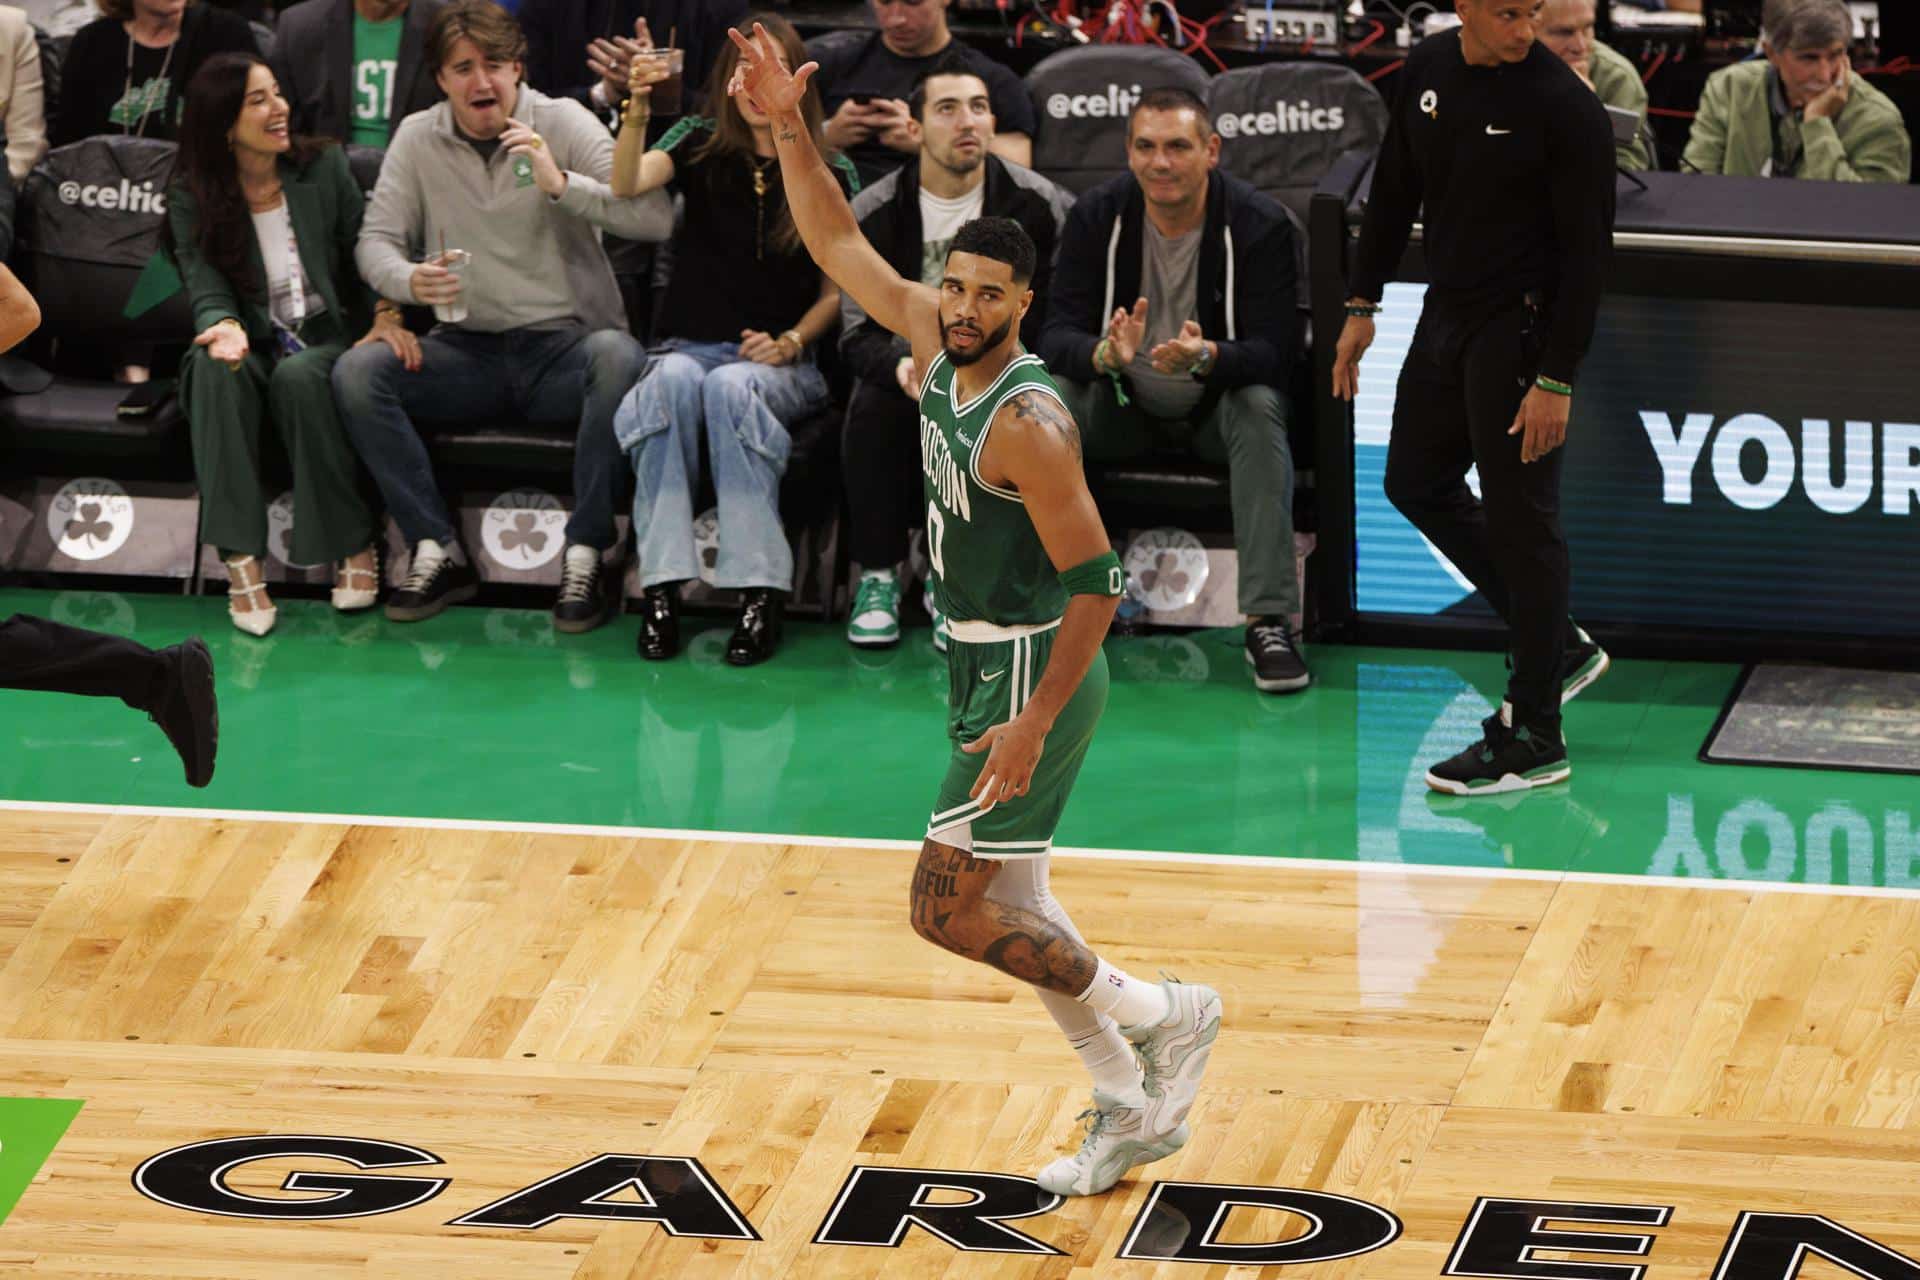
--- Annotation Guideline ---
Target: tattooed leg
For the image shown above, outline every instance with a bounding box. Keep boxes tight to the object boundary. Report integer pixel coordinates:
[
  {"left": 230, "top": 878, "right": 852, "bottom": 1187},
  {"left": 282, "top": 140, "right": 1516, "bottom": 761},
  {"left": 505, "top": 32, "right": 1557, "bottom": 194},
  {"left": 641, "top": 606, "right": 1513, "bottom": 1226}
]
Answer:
[{"left": 909, "top": 837, "right": 1097, "bottom": 996}]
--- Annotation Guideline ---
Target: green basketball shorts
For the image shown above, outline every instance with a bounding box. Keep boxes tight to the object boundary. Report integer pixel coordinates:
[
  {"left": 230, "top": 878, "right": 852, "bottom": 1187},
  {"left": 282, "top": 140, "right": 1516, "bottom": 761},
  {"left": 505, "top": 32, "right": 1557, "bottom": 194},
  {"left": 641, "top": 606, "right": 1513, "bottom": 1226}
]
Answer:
[{"left": 925, "top": 618, "right": 1109, "bottom": 859}]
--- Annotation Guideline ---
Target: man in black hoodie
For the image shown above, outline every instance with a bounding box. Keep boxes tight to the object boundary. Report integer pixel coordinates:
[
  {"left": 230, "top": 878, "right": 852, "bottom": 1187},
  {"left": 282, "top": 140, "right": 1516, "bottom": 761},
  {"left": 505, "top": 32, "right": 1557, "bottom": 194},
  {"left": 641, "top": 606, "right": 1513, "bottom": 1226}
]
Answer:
[
  {"left": 841, "top": 53, "right": 1074, "bottom": 650},
  {"left": 1042, "top": 87, "right": 1306, "bottom": 694}
]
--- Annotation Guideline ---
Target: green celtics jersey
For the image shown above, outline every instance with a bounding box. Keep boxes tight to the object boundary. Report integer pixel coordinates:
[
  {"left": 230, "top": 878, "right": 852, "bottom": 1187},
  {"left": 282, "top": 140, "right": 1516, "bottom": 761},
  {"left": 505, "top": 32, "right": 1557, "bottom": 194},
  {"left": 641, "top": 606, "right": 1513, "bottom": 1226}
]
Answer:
[{"left": 918, "top": 350, "right": 1070, "bottom": 627}]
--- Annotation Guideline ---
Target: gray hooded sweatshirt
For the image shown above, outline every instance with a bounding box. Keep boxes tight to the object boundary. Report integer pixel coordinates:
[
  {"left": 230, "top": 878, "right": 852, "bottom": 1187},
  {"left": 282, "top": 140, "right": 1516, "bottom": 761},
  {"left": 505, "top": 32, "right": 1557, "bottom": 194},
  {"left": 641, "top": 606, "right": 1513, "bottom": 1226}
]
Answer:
[{"left": 357, "top": 82, "right": 671, "bottom": 333}]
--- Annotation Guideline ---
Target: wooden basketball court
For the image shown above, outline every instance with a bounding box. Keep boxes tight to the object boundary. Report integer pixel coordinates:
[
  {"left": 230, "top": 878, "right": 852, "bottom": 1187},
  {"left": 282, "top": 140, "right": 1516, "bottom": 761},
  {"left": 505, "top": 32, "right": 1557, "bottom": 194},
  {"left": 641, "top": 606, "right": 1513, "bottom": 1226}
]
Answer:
[{"left": 4, "top": 805, "right": 1920, "bottom": 1277}]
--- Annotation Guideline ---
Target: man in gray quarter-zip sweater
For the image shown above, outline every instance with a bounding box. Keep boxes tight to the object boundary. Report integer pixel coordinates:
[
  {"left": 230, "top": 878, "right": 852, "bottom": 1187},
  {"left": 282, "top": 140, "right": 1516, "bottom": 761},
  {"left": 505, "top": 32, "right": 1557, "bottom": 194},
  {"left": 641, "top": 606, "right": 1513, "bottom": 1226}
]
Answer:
[{"left": 334, "top": 0, "right": 672, "bottom": 633}]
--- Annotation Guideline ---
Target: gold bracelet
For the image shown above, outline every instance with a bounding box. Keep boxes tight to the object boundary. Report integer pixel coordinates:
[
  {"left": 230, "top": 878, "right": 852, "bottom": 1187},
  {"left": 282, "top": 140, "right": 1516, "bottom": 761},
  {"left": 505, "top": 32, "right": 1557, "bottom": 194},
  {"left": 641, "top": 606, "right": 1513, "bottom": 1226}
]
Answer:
[
  {"left": 215, "top": 317, "right": 243, "bottom": 331},
  {"left": 778, "top": 329, "right": 804, "bottom": 355}
]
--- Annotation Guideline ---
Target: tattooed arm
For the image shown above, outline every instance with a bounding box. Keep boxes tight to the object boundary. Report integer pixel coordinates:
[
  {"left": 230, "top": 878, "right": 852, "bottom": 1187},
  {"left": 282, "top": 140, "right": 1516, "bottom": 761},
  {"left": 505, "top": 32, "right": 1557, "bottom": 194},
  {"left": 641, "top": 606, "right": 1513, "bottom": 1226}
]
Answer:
[{"left": 960, "top": 389, "right": 1119, "bottom": 810}]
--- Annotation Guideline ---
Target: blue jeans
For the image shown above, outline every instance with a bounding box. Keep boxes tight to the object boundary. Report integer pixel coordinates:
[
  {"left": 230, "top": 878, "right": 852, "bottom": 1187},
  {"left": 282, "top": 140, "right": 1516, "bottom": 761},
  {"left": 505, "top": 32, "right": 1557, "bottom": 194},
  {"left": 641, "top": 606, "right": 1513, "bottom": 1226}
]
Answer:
[
  {"left": 332, "top": 325, "right": 645, "bottom": 551},
  {"left": 613, "top": 340, "right": 828, "bottom": 592}
]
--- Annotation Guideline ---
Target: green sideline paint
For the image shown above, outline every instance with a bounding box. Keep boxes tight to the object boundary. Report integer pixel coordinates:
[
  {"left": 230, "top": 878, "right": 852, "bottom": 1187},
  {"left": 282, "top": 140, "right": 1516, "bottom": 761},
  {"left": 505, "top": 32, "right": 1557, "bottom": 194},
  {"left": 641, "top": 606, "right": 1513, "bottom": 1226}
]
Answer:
[{"left": 0, "top": 1098, "right": 83, "bottom": 1225}]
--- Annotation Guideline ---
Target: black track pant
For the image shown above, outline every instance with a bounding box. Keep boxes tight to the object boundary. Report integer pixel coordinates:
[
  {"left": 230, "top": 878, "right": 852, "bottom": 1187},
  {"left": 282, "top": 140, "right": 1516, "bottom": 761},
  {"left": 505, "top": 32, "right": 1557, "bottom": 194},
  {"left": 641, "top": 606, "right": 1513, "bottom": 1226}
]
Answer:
[
  {"left": 0, "top": 614, "right": 166, "bottom": 711},
  {"left": 841, "top": 376, "right": 923, "bottom": 570},
  {"left": 1383, "top": 302, "right": 1572, "bottom": 733}
]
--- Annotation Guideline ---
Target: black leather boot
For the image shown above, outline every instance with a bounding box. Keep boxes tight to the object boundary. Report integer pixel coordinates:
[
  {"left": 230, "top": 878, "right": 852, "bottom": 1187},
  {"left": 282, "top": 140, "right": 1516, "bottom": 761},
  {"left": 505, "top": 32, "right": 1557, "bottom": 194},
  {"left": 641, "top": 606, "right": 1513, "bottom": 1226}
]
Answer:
[
  {"left": 725, "top": 589, "right": 784, "bottom": 666},
  {"left": 636, "top": 584, "right": 681, "bottom": 660}
]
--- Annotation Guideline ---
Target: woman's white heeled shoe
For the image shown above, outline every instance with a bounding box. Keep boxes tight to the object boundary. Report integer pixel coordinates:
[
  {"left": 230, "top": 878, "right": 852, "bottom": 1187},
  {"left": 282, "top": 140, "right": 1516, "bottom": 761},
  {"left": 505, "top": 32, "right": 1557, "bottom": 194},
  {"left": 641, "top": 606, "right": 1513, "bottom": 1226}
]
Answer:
[
  {"left": 224, "top": 556, "right": 277, "bottom": 637},
  {"left": 332, "top": 545, "right": 380, "bottom": 612}
]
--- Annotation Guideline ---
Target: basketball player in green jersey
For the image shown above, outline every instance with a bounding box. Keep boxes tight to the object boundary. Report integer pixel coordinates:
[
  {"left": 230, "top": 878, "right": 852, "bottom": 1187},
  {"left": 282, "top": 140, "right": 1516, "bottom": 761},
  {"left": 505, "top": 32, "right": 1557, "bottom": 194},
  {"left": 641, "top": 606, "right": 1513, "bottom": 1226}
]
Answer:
[{"left": 729, "top": 25, "right": 1223, "bottom": 1198}]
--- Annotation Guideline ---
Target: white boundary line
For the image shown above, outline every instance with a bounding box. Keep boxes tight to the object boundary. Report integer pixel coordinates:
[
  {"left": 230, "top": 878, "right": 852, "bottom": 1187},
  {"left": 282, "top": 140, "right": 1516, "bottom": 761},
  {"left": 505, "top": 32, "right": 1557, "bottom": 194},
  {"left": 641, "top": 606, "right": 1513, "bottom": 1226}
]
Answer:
[{"left": 5, "top": 798, "right": 1920, "bottom": 902}]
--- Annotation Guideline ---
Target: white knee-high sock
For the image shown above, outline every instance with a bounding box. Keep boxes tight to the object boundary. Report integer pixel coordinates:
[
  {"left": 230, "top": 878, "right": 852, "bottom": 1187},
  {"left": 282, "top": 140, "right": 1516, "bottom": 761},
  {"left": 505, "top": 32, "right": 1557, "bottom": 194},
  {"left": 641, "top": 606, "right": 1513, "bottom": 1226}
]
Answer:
[{"left": 986, "top": 857, "right": 1143, "bottom": 1099}]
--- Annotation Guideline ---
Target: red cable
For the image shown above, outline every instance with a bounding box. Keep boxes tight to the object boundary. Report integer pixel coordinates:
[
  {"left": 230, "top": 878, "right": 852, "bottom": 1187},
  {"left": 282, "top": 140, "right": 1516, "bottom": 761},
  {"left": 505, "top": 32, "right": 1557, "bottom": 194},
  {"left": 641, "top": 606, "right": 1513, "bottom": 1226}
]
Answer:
[
  {"left": 1351, "top": 19, "right": 1387, "bottom": 56},
  {"left": 1648, "top": 106, "right": 1696, "bottom": 118},
  {"left": 1640, "top": 47, "right": 1667, "bottom": 86},
  {"left": 1366, "top": 58, "right": 1405, "bottom": 83}
]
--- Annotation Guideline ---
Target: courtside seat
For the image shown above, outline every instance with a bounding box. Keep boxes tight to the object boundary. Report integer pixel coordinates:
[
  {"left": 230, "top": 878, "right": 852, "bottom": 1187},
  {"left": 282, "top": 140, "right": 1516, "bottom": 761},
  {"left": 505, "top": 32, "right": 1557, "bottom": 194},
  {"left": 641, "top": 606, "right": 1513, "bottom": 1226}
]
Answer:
[
  {"left": 1024, "top": 45, "right": 1211, "bottom": 194},
  {"left": 0, "top": 381, "right": 185, "bottom": 462},
  {"left": 344, "top": 143, "right": 386, "bottom": 197},
  {"left": 0, "top": 135, "right": 194, "bottom": 471},
  {"left": 1206, "top": 61, "right": 1387, "bottom": 231}
]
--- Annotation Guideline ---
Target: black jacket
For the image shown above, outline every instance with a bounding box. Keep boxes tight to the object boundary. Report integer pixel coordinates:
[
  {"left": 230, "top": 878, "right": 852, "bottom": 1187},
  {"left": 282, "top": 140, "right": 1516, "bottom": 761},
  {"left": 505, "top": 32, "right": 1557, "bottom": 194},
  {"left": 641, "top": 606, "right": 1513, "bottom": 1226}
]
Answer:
[
  {"left": 841, "top": 153, "right": 1074, "bottom": 388},
  {"left": 271, "top": 0, "right": 443, "bottom": 145},
  {"left": 521, "top": 0, "right": 745, "bottom": 116},
  {"left": 1040, "top": 169, "right": 1300, "bottom": 422},
  {"left": 51, "top": 6, "right": 259, "bottom": 148}
]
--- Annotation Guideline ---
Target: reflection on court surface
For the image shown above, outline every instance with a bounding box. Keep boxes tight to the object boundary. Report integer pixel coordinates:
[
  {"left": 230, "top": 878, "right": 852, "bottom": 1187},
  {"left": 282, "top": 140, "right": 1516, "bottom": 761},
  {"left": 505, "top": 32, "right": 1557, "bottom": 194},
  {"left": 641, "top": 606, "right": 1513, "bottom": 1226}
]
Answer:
[{"left": 4, "top": 808, "right": 1920, "bottom": 1276}]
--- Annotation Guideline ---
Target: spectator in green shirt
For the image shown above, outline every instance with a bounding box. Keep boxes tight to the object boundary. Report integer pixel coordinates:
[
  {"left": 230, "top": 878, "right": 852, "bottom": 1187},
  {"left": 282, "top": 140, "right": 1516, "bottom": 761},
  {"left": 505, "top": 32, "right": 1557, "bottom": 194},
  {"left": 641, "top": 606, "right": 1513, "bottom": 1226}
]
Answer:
[
  {"left": 1683, "top": 0, "right": 1911, "bottom": 183},
  {"left": 271, "top": 0, "right": 445, "bottom": 148},
  {"left": 1539, "top": 0, "right": 1652, "bottom": 170}
]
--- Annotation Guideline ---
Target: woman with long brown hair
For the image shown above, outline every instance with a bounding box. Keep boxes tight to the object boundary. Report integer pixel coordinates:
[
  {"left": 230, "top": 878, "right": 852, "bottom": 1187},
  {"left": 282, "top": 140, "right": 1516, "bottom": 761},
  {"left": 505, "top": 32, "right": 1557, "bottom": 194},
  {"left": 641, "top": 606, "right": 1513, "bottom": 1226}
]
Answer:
[
  {"left": 608, "top": 12, "right": 855, "bottom": 668},
  {"left": 168, "top": 52, "right": 417, "bottom": 635}
]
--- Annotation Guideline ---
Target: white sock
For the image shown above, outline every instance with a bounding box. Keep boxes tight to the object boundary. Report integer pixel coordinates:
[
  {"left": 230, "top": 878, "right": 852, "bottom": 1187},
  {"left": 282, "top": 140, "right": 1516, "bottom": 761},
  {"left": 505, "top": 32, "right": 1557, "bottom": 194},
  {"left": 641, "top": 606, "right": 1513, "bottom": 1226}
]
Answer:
[
  {"left": 564, "top": 543, "right": 597, "bottom": 571},
  {"left": 981, "top": 856, "right": 1147, "bottom": 1103},
  {"left": 413, "top": 538, "right": 447, "bottom": 569},
  {"left": 1076, "top": 959, "right": 1169, "bottom": 1031},
  {"left": 862, "top": 566, "right": 895, "bottom": 582}
]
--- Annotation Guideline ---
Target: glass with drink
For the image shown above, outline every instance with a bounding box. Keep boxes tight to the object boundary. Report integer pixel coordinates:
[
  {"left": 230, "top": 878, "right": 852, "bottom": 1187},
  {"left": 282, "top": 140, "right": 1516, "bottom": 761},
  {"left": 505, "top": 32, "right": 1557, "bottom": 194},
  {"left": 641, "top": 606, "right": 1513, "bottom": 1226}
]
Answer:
[
  {"left": 433, "top": 248, "right": 471, "bottom": 324},
  {"left": 633, "top": 47, "right": 684, "bottom": 116}
]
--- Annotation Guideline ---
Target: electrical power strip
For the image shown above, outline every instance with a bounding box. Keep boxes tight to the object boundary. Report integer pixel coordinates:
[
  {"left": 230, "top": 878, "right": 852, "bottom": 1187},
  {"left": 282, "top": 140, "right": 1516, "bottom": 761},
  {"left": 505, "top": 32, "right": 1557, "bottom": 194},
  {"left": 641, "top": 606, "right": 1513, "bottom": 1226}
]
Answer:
[{"left": 1242, "top": 7, "right": 1341, "bottom": 45}]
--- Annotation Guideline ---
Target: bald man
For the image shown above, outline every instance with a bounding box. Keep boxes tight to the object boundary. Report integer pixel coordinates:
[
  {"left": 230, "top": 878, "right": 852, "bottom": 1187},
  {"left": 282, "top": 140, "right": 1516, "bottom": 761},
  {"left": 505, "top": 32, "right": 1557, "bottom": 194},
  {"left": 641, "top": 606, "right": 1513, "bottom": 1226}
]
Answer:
[{"left": 1541, "top": 0, "right": 1652, "bottom": 170}]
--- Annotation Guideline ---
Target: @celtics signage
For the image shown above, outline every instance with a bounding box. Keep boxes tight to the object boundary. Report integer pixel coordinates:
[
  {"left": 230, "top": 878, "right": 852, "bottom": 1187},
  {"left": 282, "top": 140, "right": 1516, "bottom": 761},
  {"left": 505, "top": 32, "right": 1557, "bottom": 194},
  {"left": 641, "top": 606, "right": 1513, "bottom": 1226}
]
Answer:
[{"left": 128, "top": 1136, "right": 1920, "bottom": 1275}]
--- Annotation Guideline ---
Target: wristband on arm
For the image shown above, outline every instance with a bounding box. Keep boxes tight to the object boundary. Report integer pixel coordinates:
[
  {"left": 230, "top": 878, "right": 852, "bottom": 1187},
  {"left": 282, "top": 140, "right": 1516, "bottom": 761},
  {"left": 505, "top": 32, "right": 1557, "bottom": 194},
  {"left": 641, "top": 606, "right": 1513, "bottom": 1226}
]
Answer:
[
  {"left": 1535, "top": 374, "right": 1574, "bottom": 397},
  {"left": 1091, "top": 337, "right": 1130, "bottom": 407},
  {"left": 1058, "top": 550, "right": 1124, "bottom": 597}
]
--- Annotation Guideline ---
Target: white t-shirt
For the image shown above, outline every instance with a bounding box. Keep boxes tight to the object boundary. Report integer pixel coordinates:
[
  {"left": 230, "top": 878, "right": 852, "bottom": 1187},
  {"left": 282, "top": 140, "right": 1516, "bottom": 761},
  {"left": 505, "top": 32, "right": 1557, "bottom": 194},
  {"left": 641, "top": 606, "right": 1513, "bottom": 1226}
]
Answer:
[
  {"left": 249, "top": 202, "right": 327, "bottom": 334},
  {"left": 918, "top": 184, "right": 986, "bottom": 286}
]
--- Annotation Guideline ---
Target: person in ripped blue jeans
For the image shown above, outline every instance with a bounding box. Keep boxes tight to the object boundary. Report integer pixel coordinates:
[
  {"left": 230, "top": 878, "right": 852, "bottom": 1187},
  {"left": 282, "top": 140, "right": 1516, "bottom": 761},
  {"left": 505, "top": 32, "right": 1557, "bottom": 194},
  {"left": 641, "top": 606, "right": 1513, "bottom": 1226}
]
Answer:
[{"left": 609, "top": 12, "right": 854, "bottom": 667}]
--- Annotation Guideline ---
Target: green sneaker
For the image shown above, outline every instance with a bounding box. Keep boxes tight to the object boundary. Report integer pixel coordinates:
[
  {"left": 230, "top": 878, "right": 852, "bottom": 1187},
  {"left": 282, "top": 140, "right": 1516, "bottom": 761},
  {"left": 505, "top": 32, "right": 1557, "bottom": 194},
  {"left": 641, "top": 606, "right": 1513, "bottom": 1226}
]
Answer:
[
  {"left": 1424, "top": 709, "right": 1571, "bottom": 796},
  {"left": 1560, "top": 625, "right": 1611, "bottom": 704},
  {"left": 846, "top": 571, "right": 901, "bottom": 648},
  {"left": 923, "top": 584, "right": 948, "bottom": 653}
]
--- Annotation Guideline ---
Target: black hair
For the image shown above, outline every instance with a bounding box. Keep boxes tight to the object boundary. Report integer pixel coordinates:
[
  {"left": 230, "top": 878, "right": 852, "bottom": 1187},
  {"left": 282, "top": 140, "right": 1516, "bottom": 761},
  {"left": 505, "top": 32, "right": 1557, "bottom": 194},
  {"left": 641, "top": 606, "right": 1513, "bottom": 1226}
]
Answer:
[
  {"left": 1128, "top": 85, "right": 1213, "bottom": 137},
  {"left": 168, "top": 52, "right": 328, "bottom": 299},
  {"left": 907, "top": 49, "right": 986, "bottom": 122},
  {"left": 948, "top": 216, "right": 1036, "bottom": 285}
]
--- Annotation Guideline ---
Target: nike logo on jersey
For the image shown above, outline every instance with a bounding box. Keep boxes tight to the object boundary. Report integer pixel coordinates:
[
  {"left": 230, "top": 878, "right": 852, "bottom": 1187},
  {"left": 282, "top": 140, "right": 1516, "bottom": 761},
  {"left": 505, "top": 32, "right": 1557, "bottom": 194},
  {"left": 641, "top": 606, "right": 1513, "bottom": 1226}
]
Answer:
[
  {"left": 980, "top": 669, "right": 1006, "bottom": 683},
  {"left": 957, "top": 432, "right": 976, "bottom": 447},
  {"left": 1485, "top": 125, "right": 1512, "bottom": 136}
]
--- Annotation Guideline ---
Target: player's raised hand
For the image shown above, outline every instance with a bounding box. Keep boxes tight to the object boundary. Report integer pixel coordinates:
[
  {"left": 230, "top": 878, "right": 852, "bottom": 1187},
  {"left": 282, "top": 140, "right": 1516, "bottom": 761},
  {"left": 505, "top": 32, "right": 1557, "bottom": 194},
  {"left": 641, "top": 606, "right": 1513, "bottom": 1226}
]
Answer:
[
  {"left": 726, "top": 23, "right": 816, "bottom": 118},
  {"left": 962, "top": 717, "right": 1048, "bottom": 811}
]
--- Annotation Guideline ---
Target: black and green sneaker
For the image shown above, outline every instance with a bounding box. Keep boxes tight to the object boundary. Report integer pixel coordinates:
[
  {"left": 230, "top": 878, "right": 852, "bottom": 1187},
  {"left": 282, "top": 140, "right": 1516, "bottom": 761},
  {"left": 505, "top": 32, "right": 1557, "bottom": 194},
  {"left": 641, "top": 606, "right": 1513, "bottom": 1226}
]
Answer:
[
  {"left": 1505, "top": 624, "right": 1611, "bottom": 705},
  {"left": 1424, "top": 709, "right": 1570, "bottom": 796},
  {"left": 1560, "top": 625, "right": 1610, "bottom": 704}
]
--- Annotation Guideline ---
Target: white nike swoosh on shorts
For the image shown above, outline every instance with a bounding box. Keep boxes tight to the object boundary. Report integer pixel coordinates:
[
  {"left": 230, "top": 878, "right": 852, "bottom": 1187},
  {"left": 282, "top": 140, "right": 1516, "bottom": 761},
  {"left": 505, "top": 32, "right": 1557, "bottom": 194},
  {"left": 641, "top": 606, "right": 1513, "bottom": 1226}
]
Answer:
[{"left": 980, "top": 669, "right": 1006, "bottom": 683}]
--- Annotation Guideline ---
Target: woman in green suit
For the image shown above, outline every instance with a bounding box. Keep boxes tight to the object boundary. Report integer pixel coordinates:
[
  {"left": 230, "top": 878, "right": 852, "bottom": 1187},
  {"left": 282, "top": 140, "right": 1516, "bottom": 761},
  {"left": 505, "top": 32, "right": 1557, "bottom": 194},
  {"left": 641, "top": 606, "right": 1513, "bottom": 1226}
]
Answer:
[{"left": 169, "top": 52, "right": 419, "bottom": 635}]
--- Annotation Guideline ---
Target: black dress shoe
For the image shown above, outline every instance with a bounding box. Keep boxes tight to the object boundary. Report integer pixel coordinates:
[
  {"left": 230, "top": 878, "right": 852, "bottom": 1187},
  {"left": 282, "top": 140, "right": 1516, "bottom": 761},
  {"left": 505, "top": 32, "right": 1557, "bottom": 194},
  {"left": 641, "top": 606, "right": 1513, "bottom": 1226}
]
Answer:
[
  {"left": 726, "top": 589, "right": 784, "bottom": 666},
  {"left": 148, "top": 637, "right": 218, "bottom": 787},
  {"left": 636, "top": 584, "right": 681, "bottom": 660}
]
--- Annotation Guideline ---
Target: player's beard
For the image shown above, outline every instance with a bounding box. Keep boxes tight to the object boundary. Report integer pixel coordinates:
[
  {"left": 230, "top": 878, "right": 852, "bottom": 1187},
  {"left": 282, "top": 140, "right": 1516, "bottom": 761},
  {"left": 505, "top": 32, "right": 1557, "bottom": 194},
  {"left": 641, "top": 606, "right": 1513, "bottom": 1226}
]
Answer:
[{"left": 941, "top": 313, "right": 1014, "bottom": 366}]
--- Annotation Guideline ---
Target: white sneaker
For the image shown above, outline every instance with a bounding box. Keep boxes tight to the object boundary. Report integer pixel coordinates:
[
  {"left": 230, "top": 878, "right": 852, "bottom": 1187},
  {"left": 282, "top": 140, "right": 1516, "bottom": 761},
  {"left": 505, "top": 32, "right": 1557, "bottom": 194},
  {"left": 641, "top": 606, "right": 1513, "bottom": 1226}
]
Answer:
[
  {"left": 1122, "top": 979, "right": 1223, "bottom": 1142},
  {"left": 923, "top": 585, "right": 948, "bottom": 653},
  {"left": 1035, "top": 1091, "right": 1189, "bottom": 1198},
  {"left": 847, "top": 570, "right": 901, "bottom": 647}
]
